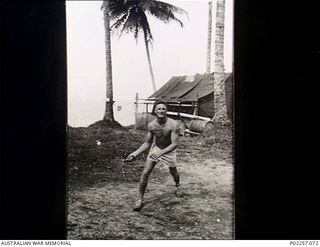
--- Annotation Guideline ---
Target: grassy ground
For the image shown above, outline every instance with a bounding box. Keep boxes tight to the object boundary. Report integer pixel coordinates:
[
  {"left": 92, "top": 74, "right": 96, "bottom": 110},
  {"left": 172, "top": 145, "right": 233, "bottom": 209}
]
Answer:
[{"left": 67, "top": 120, "right": 234, "bottom": 239}]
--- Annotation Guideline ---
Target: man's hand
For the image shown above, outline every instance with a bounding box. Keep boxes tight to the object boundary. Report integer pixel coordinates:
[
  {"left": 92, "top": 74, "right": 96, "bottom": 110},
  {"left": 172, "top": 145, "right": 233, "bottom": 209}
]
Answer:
[
  {"left": 125, "top": 154, "right": 135, "bottom": 162},
  {"left": 149, "top": 150, "right": 163, "bottom": 161}
]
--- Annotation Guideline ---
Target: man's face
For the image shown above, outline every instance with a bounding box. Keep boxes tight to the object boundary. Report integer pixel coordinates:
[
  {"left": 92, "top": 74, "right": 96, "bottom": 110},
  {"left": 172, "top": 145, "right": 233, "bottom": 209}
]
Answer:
[{"left": 154, "top": 103, "right": 167, "bottom": 118}]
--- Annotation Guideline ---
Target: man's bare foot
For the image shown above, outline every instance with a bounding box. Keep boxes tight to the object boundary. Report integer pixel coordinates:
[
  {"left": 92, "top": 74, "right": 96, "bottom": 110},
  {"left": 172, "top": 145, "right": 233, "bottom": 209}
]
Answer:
[
  {"left": 133, "top": 200, "right": 144, "bottom": 212},
  {"left": 175, "top": 186, "right": 183, "bottom": 197}
]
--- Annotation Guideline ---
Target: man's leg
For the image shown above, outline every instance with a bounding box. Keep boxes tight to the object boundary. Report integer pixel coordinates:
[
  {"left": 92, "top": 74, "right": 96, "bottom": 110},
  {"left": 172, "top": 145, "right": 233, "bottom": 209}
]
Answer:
[
  {"left": 169, "top": 167, "right": 180, "bottom": 186},
  {"left": 169, "top": 167, "right": 183, "bottom": 197},
  {"left": 133, "top": 159, "right": 156, "bottom": 211}
]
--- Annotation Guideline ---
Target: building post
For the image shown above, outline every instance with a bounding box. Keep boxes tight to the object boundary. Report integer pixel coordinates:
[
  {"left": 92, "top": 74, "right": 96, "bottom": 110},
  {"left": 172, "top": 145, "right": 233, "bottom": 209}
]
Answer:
[
  {"left": 134, "top": 93, "right": 138, "bottom": 129},
  {"left": 135, "top": 93, "right": 139, "bottom": 114}
]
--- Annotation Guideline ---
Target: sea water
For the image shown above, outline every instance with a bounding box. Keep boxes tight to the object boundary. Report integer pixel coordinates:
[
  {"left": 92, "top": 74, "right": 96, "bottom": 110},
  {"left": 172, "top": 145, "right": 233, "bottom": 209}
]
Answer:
[{"left": 68, "top": 98, "right": 136, "bottom": 127}]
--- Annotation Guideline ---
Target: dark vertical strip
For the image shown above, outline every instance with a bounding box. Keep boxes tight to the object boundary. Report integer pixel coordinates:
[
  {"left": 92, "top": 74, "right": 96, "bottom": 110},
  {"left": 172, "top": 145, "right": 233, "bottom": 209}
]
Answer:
[
  {"left": 0, "top": 1, "right": 67, "bottom": 239},
  {"left": 234, "top": 0, "right": 320, "bottom": 240}
]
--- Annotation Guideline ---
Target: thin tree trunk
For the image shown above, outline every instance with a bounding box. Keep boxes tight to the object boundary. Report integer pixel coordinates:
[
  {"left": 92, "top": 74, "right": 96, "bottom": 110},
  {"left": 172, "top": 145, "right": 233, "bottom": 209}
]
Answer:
[
  {"left": 103, "top": 0, "right": 115, "bottom": 122},
  {"left": 214, "top": 0, "right": 225, "bottom": 73},
  {"left": 206, "top": 1, "right": 213, "bottom": 74},
  {"left": 213, "top": 0, "right": 229, "bottom": 122},
  {"left": 143, "top": 31, "right": 156, "bottom": 93}
]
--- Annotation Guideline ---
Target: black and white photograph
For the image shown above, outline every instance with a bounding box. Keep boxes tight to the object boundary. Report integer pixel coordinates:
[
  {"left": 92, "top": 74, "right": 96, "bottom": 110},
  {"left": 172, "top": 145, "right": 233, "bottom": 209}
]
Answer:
[
  {"left": 66, "top": 0, "right": 234, "bottom": 240},
  {"left": 2, "top": 0, "right": 320, "bottom": 242}
]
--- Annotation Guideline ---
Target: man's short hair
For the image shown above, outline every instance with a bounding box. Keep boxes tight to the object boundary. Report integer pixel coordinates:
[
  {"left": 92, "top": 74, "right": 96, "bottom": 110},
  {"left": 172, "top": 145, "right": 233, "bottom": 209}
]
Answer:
[{"left": 151, "top": 100, "right": 168, "bottom": 116}]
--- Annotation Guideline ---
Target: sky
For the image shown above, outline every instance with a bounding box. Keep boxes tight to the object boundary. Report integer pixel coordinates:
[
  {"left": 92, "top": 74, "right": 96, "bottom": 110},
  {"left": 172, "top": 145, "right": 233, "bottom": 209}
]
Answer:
[{"left": 66, "top": 0, "right": 233, "bottom": 101}]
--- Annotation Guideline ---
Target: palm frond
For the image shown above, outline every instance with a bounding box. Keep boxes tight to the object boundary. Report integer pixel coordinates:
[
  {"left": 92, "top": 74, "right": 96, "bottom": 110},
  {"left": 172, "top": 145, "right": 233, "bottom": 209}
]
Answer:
[
  {"left": 135, "top": 8, "right": 153, "bottom": 42},
  {"left": 100, "top": 1, "right": 105, "bottom": 11},
  {"left": 139, "top": 0, "right": 188, "bottom": 27},
  {"left": 107, "top": 0, "right": 186, "bottom": 42},
  {"left": 109, "top": 0, "right": 131, "bottom": 19},
  {"left": 111, "top": 12, "right": 129, "bottom": 30},
  {"left": 121, "top": 8, "right": 143, "bottom": 39}
]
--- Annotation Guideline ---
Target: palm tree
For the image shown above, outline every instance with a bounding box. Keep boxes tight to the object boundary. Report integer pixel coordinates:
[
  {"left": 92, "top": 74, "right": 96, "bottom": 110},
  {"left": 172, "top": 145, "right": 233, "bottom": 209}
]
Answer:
[
  {"left": 101, "top": 0, "right": 115, "bottom": 122},
  {"left": 206, "top": 1, "right": 213, "bottom": 74},
  {"left": 107, "top": 0, "right": 187, "bottom": 92},
  {"left": 212, "top": 0, "right": 229, "bottom": 122}
]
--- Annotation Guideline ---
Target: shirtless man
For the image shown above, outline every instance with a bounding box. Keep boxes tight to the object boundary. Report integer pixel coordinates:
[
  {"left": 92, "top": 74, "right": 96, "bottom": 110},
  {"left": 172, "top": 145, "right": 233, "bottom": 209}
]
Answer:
[{"left": 125, "top": 101, "right": 182, "bottom": 211}]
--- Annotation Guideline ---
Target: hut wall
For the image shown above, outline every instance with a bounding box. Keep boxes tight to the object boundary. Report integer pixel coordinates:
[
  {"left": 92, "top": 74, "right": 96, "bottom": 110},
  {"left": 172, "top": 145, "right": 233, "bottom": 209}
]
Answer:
[{"left": 198, "top": 94, "right": 215, "bottom": 118}]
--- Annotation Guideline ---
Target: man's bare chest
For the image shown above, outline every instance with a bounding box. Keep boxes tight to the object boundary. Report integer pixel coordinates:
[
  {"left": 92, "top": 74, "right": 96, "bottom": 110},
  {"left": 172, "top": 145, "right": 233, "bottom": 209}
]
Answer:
[{"left": 152, "top": 126, "right": 171, "bottom": 138}]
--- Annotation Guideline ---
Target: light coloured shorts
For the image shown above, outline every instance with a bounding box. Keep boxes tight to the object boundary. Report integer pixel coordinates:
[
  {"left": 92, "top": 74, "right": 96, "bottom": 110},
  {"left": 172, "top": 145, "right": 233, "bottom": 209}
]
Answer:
[{"left": 147, "top": 144, "right": 177, "bottom": 168}]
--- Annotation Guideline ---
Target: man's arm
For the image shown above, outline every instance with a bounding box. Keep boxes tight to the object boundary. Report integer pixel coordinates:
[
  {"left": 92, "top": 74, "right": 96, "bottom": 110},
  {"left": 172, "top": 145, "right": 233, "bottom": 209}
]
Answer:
[{"left": 126, "top": 128, "right": 154, "bottom": 160}]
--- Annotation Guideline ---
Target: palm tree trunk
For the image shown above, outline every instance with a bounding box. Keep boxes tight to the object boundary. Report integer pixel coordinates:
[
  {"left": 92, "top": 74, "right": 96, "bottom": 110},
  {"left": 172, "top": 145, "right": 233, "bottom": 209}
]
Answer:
[
  {"left": 206, "top": 1, "right": 213, "bottom": 74},
  {"left": 213, "top": 0, "right": 229, "bottom": 122},
  {"left": 143, "top": 30, "right": 157, "bottom": 93},
  {"left": 103, "top": 0, "right": 115, "bottom": 122},
  {"left": 214, "top": 0, "right": 225, "bottom": 73}
]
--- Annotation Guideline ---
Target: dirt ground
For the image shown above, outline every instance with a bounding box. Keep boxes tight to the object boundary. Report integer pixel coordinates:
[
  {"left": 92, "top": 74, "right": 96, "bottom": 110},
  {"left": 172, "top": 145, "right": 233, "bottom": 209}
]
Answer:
[{"left": 67, "top": 121, "right": 234, "bottom": 239}]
